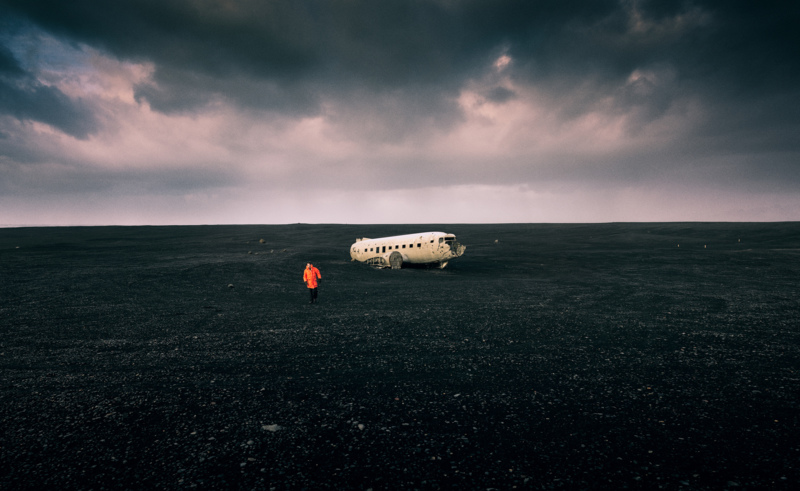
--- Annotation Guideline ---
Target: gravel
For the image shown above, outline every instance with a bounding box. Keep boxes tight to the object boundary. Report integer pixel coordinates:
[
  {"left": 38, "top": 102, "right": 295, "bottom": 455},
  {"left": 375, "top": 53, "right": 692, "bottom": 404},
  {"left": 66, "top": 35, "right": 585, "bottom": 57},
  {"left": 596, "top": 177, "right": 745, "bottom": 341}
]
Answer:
[{"left": 1, "top": 223, "right": 798, "bottom": 489}]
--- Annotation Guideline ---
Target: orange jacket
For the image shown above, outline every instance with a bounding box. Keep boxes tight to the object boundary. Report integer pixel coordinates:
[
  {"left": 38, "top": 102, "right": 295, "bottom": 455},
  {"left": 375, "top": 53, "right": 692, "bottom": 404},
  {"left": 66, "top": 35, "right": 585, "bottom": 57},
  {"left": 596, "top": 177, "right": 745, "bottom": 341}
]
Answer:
[{"left": 303, "top": 265, "right": 321, "bottom": 288}]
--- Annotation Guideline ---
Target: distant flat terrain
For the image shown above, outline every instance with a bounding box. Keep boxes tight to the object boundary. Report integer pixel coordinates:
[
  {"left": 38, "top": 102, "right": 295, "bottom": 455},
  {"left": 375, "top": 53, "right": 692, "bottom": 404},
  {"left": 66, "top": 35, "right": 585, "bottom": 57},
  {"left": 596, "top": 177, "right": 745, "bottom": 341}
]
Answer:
[{"left": 1, "top": 223, "right": 799, "bottom": 489}]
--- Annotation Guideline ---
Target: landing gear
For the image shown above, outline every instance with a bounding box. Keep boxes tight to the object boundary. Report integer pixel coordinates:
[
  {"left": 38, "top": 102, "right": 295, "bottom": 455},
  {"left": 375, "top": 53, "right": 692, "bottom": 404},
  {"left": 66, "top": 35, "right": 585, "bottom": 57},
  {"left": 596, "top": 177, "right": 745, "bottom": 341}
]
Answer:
[{"left": 389, "top": 251, "right": 403, "bottom": 270}]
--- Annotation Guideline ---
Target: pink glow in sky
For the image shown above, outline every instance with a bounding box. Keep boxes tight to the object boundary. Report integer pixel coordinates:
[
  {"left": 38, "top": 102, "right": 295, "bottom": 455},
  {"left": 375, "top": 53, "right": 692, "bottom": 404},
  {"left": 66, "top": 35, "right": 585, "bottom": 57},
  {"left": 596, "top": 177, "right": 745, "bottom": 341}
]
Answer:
[{"left": 1, "top": 1, "right": 798, "bottom": 225}]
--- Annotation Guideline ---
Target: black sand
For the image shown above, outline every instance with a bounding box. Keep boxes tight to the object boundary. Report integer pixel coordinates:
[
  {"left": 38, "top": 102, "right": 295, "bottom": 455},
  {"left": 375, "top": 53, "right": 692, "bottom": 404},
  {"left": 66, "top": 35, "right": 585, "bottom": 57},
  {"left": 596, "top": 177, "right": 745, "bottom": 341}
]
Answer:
[{"left": 1, "top": 223, "right": 799, "bottom": 489}]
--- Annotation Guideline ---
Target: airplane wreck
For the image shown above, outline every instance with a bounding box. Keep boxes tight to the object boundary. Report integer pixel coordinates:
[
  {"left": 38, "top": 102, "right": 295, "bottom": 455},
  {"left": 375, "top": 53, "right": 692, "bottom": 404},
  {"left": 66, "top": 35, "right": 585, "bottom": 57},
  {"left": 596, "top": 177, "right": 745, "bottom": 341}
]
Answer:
[{"left": 350, "top": 232, "right": 466, "bottom": 269}]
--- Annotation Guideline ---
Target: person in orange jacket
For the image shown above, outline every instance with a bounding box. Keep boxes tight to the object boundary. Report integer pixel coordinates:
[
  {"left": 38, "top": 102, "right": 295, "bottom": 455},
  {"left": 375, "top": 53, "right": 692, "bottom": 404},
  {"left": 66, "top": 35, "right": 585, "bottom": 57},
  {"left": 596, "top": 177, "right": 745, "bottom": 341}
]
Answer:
[{"left": 303, "top": 263, "right": 322, "bottom": 304}]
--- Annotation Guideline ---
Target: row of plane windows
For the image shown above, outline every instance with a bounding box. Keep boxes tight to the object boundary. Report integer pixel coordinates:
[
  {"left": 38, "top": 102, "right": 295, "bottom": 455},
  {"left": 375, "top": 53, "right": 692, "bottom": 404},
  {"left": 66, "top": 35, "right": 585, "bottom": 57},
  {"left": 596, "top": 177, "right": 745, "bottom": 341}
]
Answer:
[{"left": 356, "top": 239, "right": 437, "bottom": 254}]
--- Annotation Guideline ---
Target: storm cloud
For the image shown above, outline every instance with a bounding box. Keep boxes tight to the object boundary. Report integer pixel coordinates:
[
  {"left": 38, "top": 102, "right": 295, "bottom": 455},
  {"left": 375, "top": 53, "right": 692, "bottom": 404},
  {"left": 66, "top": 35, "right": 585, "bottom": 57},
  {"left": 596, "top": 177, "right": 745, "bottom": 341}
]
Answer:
[
  {"left": 0, "top": 42, "right": 97, "bottom": 139},
  {"left": 1, "top": 0, "right": 798, "bottom": 225}
]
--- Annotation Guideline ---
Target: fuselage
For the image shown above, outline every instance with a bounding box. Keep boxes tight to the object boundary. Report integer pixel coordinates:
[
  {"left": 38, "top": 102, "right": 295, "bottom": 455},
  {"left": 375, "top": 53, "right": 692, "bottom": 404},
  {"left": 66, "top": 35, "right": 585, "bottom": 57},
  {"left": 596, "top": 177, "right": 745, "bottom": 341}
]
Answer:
[{"left": 349, "top": 231, "right": 466, "bottom": 269}]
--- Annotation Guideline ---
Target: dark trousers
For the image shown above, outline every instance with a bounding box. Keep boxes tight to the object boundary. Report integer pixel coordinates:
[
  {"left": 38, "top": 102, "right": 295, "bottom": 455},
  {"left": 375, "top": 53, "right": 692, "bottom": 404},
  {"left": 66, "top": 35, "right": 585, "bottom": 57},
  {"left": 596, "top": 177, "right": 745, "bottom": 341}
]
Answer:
[{"left": 308, "top": 287, "right": 318, "bottom": 303}]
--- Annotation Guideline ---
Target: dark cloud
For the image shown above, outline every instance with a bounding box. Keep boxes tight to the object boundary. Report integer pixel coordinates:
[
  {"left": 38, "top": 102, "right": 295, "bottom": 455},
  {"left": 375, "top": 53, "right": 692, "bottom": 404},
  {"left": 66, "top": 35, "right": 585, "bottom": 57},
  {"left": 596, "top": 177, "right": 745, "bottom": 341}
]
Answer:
[
  {"left": 0, "top": 39, "right": 98, "bottom": 139},
  {"left": 0, "top": 1, "right": 606, "bottom": 115},
  {"left": 1, "top": 0, "right": 798, "bottom": 220},
  {"left": 483, "top": 86, "right": 517, "bottom": 104},
  {"left": 0, "top": 80, "right": 98, "bottom": 139},
  {"left": 4, "top": 0, "right": 799, "bottom": 130},
  {"left": 0, "top": 43, "right": 24, "bottom": 75},
  {"left": 132, "top": 65, "right": 323, "bottom": 115}
]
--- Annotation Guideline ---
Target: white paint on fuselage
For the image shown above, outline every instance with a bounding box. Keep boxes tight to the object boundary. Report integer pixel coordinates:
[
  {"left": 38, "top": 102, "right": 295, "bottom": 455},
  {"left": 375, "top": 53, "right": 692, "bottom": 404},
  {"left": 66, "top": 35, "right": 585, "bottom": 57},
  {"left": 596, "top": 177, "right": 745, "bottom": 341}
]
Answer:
[{"left": 349, "top": 231, "right": 466, "bottom": 269}]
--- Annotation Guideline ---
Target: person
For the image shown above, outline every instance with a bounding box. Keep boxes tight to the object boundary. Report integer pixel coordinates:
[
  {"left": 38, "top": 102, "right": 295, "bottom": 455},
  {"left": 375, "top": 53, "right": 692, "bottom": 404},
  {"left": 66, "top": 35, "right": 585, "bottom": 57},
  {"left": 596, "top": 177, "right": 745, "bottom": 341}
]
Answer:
[{"left": 303, "top": 263, "right": 322, "bottom": 304}]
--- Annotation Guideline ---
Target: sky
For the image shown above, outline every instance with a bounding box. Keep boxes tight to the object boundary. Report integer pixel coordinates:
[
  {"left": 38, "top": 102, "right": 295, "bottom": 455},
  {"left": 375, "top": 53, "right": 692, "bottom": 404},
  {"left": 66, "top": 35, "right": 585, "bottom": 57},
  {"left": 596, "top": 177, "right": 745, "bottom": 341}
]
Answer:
[{"left": 1, "top": 0, "right": 798, "bottom": 226}]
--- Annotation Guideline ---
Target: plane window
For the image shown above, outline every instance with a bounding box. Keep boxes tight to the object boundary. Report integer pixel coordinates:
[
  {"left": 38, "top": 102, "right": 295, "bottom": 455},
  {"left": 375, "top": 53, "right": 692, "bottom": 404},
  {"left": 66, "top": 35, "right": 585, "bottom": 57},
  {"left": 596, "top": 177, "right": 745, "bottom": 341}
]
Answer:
[
  {"left": 382, "top": 246, "right": 386, "bottom": 253},
  {"left": 402, "top": 245, "right": 406, "bottom": 248},
  {"left": 416, "top": 243, "right": 421, "bottom": 248},
  {"left": 395, "top": 245, "right": 399, "bottom": 249}
]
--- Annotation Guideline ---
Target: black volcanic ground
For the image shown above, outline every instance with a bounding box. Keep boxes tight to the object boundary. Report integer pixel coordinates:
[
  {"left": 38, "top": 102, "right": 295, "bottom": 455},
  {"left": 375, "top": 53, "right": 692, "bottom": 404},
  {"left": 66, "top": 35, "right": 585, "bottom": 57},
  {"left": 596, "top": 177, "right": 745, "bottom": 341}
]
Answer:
[{"left": 1, "top": 223, "right": 799, "bottom": 490}]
